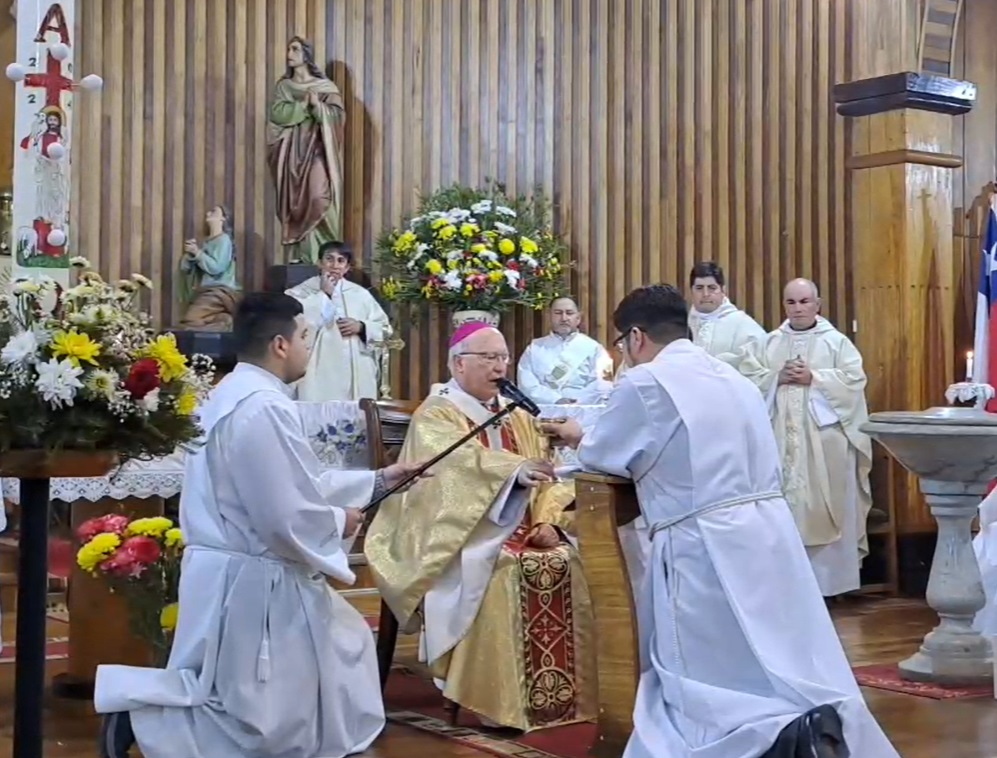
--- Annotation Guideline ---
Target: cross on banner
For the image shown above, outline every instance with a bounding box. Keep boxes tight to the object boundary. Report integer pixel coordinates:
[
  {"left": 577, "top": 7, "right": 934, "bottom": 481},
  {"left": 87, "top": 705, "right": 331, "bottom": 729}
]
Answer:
[{"left": 23, "top": 50, "right": 72, "bottom": 107}]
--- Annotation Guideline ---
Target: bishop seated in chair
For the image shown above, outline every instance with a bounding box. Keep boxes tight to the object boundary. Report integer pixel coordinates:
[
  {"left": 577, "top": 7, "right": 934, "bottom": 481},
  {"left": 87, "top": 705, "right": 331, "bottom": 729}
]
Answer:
[{"left": 364, "top": 322, "right": 597, "bottom": 732}]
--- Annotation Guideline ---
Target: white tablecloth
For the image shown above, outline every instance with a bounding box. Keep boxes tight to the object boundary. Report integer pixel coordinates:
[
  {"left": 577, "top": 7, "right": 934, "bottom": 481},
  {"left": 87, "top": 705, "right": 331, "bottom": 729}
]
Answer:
[
  {"left": 0, "top": 401, "right": 609, "bottom": 503},
  {"left": 1, "top": 401, "right": 369, "bottom": 504}
]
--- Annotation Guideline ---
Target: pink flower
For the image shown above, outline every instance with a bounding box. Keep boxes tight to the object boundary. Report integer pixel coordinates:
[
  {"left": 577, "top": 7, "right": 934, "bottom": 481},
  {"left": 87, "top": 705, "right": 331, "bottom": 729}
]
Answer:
[
  {"left": 76, "top": 514, "right": 131, "bottom": 544},
  {"left": 99, "top": 549, "right": 145, "bottom": 578}
]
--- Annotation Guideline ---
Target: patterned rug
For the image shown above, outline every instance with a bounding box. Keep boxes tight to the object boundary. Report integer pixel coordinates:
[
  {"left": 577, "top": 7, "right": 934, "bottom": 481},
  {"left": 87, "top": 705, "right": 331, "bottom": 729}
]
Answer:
[
  {"left": 853, "top": 664, "right": 995, "bottom": 700},
  {"left": 384, "top": 669, "right": 595, "bottom": 758}
]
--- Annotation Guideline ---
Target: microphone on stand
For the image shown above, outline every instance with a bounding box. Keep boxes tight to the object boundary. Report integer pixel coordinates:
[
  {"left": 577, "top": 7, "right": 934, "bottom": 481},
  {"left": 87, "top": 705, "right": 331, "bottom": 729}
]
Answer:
[
  {"left": 496, "top": 378, "right": 541, "bottom": 417},
  {"left": 360, "top": 381, "right": 540, "bottom": 513}
]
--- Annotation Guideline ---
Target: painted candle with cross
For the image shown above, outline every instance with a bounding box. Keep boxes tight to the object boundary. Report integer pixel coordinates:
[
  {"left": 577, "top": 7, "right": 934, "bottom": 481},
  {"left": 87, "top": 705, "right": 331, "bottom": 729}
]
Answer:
[{"left": 11, "top": 1, "right": 75, "bottom": 280}]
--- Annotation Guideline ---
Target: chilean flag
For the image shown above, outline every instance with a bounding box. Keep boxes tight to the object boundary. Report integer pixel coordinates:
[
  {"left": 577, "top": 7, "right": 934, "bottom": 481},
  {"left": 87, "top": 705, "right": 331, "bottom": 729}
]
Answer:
[{"left": 973, "top": 199, "right": 997, "bottom": 412}]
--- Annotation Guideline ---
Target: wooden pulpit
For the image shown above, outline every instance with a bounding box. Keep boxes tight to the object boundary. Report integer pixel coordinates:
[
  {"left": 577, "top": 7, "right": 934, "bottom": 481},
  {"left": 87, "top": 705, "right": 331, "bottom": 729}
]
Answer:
[{"left": 574, "top": 472, "right": 641, "bottom": 758}]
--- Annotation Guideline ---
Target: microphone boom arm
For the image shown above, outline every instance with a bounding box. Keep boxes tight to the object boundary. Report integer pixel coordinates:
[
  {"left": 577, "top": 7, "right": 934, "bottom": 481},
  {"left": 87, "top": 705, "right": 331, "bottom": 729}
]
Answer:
[{"left": 361, "top": 400, "right": 524, "bottom": 513}]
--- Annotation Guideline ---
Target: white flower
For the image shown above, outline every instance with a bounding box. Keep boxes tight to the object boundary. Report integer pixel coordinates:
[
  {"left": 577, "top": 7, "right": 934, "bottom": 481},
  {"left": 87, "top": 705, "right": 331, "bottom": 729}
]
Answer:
[
  {"left": 12, "top": 279, "right": 40, "bottom": 295},
  {"left": 479, "top": 250, "right": 499, "bottom": 263},
  {"left": 34, "top": 357, "right": 83, "bottom": 409},
  {"left": 495, "top": 205, "right": 517, "bottom": 217},
  {"left": 84, "top": 368, "right": 119, "bottom": 402},
  {"left": 521, "top": 254, "right": 539, "bottom": 269},
  {"left": 138, "top": 386, "right": 161, "bottom": 412},
  {"left": 442, "top": 270, "right": 463, "bottom": 291},
  {"left": 69, "top": 256, "right": 90, "bottom": 268},
  {"left": 408, "top": 215, "right": 424, "bottom": 229},
  {"left": 131, "top": 273, "right": 152, "bottom": 289},
  {"left": 503, "top": 269, "right": 522, "bottom": 288},
  {"left": 446, "top": 207, "right": 471, "bottom": 222},
  {"left": 0, "top": 330, "right": 37, "bottom": 365},
  {"left": 494, "top": 221, "right": 517, "bottom": 235},
  {"left": 35, "top": 276, "right": 57, "bottom": 292},
  {"left": 471, "top": 200, "right": 493, "bottom": 214}
]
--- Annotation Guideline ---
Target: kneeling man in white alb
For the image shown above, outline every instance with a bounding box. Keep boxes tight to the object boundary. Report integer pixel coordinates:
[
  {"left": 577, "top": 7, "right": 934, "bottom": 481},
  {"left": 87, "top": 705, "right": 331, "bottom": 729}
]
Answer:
[
  {"left": 95, "top": 292, "right": 425, "bottom": 758},
  {"left": 543, "top": 284, "right": 899, "bottom": 758}
]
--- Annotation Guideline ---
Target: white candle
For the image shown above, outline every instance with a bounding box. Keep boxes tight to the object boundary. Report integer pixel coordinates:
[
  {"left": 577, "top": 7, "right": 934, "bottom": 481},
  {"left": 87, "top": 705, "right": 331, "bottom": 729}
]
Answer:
[{"left": 967, "top": 351, "right": 974, "bottom": 382}]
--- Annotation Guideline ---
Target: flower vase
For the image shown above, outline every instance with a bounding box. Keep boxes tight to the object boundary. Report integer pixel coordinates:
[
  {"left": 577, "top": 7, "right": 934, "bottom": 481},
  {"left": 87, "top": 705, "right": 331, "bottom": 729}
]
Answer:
[
  {"left": 451, "top": 309, "right": 500, "bottom": 330},
  {"left": 0, "top": 449, "right": 117, "bottom": 758}
]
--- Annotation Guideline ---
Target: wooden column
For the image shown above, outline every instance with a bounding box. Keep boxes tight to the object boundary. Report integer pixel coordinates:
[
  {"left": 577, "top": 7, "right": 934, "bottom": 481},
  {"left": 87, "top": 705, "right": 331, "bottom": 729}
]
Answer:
[{"left": 835, "top": 0, "right": 974, "bottom": 546}]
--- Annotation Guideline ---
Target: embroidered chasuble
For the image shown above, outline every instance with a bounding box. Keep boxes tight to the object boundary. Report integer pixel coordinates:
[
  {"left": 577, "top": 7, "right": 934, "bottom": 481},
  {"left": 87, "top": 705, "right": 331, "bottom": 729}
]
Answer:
[
  {"left": 364, "top": 383, "right": 597, "bottom": 731},
  {"left": 733, "top": 317, "right": 873, "bottom": 596}
]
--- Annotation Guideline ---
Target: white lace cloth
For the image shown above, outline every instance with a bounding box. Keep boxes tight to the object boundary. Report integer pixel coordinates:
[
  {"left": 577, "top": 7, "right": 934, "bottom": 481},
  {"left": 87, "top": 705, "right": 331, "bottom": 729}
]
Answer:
[
  {"left": 1, "top": 401, "right": 369, "bottom": 504},
  {"left": 0, "top": 401, "right": 608, "bottom": 503},
  {"left": 945, "top": 382, "right": 996, "bottom": 407}
]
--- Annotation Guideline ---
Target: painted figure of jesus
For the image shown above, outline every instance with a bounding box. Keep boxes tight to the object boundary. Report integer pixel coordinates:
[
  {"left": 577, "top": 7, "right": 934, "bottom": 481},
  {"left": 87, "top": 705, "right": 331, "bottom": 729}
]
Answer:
[
  {"left": 20, "top": 105, "right": 67, "bottom": 229},
  {"left": 266, "top": 36, "right": 345, "bottom": 265}
]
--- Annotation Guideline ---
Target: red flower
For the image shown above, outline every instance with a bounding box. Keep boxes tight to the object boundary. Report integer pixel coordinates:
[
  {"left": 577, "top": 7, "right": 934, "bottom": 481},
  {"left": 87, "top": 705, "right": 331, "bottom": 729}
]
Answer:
[
  {"left": 124, "top": 358, "right": 161, "bottom": 399},
  {"left": 77, "top": 514, "right": 130, "bottom": 543},
  {"left": 99, "top": 536, "right": 162, "bottom": 578}
]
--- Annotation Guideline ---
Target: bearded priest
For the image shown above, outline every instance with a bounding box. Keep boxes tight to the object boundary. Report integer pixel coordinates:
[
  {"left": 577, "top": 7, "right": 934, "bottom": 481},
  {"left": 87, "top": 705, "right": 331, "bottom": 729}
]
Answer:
[
  {"left": 733, "top": 278, "right": 873, "bottom": 598},
  {"left": 364, "top": 322, "right": 597, "bottom": 732}
]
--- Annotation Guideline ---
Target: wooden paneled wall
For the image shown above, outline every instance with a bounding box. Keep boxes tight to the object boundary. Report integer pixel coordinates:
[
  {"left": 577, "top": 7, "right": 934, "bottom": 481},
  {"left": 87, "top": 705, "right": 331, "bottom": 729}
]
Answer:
[
  {"left": 0, "top": 10, "right": 15, "bottom": 189},
  {"left": 71, "top": 0, "right": 852, "bottom": 399}
]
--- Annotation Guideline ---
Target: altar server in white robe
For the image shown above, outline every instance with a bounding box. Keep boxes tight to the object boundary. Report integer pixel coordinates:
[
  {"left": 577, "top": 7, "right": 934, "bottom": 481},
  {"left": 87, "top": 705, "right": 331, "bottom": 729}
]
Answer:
[
  {"left": 517, "top": 296, "right": 614, "bottom": 404},
  {"left": 542, "top": 284, "right": 898, "bottom": 758},
  {"left": 687, "top": 261, "right": 766, "bottom": 359},
  {"left": 734, "top": 278, "right": 873, "bottom": 597},
  {"left": 286, "top": 240, "right": 392, "bottom": 401},
  {"left": 95, "top": 292, "right": 425, "bottom": 758}
]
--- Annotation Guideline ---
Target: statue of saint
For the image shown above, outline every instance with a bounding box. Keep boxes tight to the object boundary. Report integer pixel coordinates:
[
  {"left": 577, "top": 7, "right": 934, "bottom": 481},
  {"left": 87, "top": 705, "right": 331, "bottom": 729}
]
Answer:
[
  {"left": 266, "top": 36, "right": 346, "bottom": 264},
  {"left": 178, "top": 205, "right": 241, "bottom": 331}
]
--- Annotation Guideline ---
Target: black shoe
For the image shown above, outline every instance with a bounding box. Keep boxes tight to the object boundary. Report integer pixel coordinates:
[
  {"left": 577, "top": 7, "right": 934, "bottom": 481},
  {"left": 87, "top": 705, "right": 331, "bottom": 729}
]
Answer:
[
  {"left": 98, "top": 711, "right": 135, "bottom": 758},
  {"left": 762, "top": 704, "right": 849, "bottom": 758}
]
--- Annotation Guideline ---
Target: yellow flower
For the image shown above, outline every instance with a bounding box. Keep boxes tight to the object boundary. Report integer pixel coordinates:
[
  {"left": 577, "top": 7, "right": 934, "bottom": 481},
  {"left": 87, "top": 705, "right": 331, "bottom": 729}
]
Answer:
[
  {"left": 426, "top": 259, "right": 444, "bottom": 275},
  {"left": 438, "top": 225, "right": 457, "bottom": 241},
  {"left": 447, "top": 259, "right": 459, "bottom": 271},
  {"left": 175, "top": 390, "right": 197, "bottom": 416},
  {"left": 520, "top": 236, "right": 539, "bottom": 254},
  {"left": 164, "top": 528, "right": 184, "bottom": 549},
  {"left": 392, "top": 231, "right": 417, "bottom": 253},
  {"left": 160, "top": 602, "right": 179, "bottom": 632},
  {"left": 431, "top": 217, "right": 449, "bottom": 230},
  {"left": 51, "top": 329, "right": 101, "bottom": 367},
  {"left": 382, "top": 278, "right": 400, "bottom": 299},
  {"left": 460, "top": 222, "right": 479, "bottom": 238},
  {"left": 498, "top": 238, "right": 516, "bottom": 255},
  {"left": 488, "top": 270, "right": 504, "bottom": 283},
  {"left": 76, "top": 533, "right": 121, "bottom": 573},
  {"left": 144, "top": 334, "right": 188, "bottom": 382},
  {"left": 470, "top": 243, "right": 487, "bottom": 253},
  {"left": 126, "top": 516, "right": 174, "bottom": 538}
]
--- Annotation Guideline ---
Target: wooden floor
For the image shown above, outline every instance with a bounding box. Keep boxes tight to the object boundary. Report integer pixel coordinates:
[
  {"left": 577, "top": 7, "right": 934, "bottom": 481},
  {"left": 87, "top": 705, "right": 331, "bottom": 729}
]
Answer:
[{"left": 0, "top": 597, "right": 994, "bottom": 757}]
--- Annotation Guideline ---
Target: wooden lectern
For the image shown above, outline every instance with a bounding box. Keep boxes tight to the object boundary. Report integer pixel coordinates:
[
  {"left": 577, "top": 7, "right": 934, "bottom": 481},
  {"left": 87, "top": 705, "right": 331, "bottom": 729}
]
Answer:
[{"left": 573, "top": 472, "right": 641, "bottom": 758}]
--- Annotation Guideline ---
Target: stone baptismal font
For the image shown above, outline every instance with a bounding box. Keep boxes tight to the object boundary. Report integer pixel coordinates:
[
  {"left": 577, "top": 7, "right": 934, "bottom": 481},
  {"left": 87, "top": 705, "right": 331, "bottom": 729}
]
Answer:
[{"left": 862, "top": 407, "right": 997, "bottom": 686}]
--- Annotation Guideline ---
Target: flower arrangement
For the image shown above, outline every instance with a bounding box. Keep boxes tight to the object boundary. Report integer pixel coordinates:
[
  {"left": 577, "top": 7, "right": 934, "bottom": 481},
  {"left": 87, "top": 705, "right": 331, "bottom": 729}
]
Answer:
[
  {"left": 0, "top": 258, "right": 214, "bottom": 460},
  {"left": 375, "top": 182, "right": 569, "bottom": 313},
  {"left": 76, "top": 513, "right": 184, "bottom": 663}
]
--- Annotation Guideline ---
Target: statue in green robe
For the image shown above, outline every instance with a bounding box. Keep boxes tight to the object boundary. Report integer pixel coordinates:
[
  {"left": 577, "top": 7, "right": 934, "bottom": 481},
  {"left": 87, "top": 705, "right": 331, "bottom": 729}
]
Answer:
[{"left": 266, "top": 35, "right": 346, "bottom": 264}]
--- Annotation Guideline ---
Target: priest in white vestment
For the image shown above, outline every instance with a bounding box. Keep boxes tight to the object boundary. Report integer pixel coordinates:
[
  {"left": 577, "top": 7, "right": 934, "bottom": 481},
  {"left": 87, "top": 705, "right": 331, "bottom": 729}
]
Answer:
[
  {"left": 543, "top": 284, "right": 899, "bottom": 758},
  {"left": 733, "top": 278, "right": 873, "bottom": 597},
  {"left": 687, "top": 261, "right": 766, "bottom": 358},
  {"left": 95, "top": 293, "right": 424, "bottom": 758},
  {"left": 517, "top": 296, "right": 613, "bottom": 404},
  {"left": 366, "top": 322, "right": 597, "bottom": 731},
  {"left": 286, "top": 241, "right": 392, "bottom": 401}
]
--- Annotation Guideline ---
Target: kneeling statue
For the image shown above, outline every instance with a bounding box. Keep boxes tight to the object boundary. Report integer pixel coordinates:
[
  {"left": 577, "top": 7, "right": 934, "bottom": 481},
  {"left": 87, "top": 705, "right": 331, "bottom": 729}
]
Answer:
[{"left": 178, "top": 205, "right": 241, "bottom": 331}]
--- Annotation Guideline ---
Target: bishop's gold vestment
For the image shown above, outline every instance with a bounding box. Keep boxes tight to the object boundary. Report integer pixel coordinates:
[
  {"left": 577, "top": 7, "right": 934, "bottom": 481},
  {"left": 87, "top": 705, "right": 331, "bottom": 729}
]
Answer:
[{"left": 364, "top": 385, "right": 597, "bottom": 731}]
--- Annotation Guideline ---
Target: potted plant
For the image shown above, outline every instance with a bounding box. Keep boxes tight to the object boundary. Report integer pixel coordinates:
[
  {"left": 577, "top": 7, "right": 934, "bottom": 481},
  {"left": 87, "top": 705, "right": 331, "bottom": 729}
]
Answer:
[{"left": 375, "top": 182, "right": 569, "bottom": 329}]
